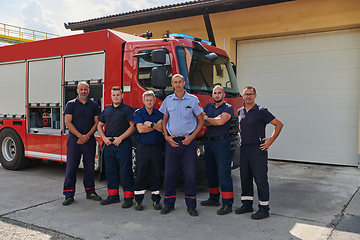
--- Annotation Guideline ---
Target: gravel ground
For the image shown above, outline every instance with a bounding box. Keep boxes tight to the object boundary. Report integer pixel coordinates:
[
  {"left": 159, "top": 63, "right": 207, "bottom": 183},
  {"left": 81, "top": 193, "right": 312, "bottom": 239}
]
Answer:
[{"left": 0, "top": 217, "right": 80, "bottom": 240}]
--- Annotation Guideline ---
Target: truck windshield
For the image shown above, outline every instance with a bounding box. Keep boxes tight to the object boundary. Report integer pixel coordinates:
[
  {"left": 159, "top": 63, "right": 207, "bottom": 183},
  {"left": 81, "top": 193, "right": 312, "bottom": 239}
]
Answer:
[{"left": 176, "top": 46, "right": 239, "bottom": 96}]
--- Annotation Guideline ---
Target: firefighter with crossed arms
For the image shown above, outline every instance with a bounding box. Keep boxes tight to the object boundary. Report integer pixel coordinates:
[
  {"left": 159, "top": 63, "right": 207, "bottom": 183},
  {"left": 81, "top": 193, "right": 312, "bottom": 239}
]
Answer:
[
  {"left": 133, "top": 90, "right": 164, "bottom": 211},
  {"left": 201, "top": 85, "right": 234, "bottom": 215}
]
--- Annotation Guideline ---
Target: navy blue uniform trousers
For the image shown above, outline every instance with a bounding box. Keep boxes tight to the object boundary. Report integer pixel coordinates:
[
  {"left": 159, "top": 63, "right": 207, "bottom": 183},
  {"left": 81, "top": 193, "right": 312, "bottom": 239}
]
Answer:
[
  {"left": 104, "top": 137, "right": 134, "bottom": 200},
  {"left": 134, "top": 143, "right": 162, "bottom": 203},
  {"left": 204, "top": 136, "right": 234, "bottom": 206},
  {"left": 164, "top": 138, "right": 197, "bottom": 209},
  {"left": 240, "top": 144, "right": 270, "bottom": 212},
  {"left": 63, "top": 135, "right": 96, "bottom": 198}
]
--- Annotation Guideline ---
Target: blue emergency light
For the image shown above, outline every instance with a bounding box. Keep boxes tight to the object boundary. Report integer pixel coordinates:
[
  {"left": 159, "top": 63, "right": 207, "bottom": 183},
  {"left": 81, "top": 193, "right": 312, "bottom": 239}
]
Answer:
[{"left": 169, "top": 33, "right": 212, "bottom": 45}]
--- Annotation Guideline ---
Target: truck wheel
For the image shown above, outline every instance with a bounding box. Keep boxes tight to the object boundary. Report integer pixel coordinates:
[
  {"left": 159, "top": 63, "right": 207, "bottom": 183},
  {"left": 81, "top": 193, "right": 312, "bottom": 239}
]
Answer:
[{"left": 0, "top": 128, "right": 30, "bottom": 170}]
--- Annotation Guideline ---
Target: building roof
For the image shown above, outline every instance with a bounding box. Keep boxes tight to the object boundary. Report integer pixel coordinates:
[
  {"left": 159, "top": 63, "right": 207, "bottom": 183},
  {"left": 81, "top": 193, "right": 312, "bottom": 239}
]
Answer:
[{"left": 64, "top": 0, "right": 294, "bottom": 32}]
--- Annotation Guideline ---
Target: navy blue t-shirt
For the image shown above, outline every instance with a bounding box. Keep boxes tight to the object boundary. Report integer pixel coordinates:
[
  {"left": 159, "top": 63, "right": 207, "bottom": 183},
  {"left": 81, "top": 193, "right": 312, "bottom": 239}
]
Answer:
[
  {"left": 63, "top": 98, "right": 100, "bottom": 137},
  {"left": 98, "top": 102, "right": 134, "bottom": 137},
  {"left": 204, "top": 101, "right": 234, "bottom": 138},
  {"left": 238, "top": 104, "right": 275, "bottom": 145},
  {"left": 134, "top": 107, "right": 164, "bottom": 145}
]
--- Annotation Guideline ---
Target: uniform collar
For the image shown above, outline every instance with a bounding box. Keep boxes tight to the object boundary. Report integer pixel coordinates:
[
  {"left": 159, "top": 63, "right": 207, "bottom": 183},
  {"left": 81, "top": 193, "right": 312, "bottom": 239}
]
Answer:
[
  {"left": 172, "top": 91, "right": 189, "bottom": 100},
  {"left": 140, "top": 106, "right": 159, "bottom": 115},
  {"left": 212, "top": 101, "right": 226, "bottom": 108},
  {"left": 111, "top": 102, "right": 124, "bottom": 108},
  {"left": 75, "top": 97, "right": 88, "bottom": 105},
  {"left": 242, "top": 103, "right": 258, "bottom": 112}
]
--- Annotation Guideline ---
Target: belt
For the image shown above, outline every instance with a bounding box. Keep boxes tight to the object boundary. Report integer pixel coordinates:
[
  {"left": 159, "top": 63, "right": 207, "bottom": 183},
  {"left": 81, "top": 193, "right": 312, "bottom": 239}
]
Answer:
[
  {"left": 173, "top": 136, "right": 185, "bottom": 141},
  {"left": 206, "top": 135, "right": 228, "bottom": 141},
  {"left": 171, "top": 131, "right": 194, "bottom": 142}
]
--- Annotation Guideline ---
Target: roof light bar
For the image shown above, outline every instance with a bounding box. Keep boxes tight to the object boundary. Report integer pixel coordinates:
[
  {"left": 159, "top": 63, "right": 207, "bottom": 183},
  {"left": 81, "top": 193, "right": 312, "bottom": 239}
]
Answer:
[{"left": 169, "top": 33, "right": 212, "bottom": 45}]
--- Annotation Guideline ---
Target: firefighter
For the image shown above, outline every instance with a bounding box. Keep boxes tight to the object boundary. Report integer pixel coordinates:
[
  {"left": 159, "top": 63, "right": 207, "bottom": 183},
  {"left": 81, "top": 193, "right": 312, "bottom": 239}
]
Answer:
[
  {"left": 97, "top": 86, "right": 136, "bottom": 208},
  {"left": 62, "top": 81, "right": 102, "bottom": 206},
  {"left": 159, "top": 74, "right": 204, "bottom": 217},
  {"left": 237, "top": 86, "right": 283, "bottom": 220},
  {"left": 201, "top": 86, "right": 234, "bottom": 215},
  {"left": 133, "top": 90, "right": 164, "bottom": 211}
]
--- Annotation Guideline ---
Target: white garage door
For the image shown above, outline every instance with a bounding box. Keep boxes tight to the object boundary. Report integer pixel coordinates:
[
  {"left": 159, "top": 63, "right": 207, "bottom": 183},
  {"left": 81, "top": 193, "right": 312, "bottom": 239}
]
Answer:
[{"left": 237, "top": 29, "right": 360, "bottom": 166}]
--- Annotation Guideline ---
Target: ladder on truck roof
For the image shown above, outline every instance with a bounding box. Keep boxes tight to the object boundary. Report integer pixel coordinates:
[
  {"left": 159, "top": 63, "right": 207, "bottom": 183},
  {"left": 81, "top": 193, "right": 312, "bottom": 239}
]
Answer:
[{"left": 0, "top": 23, "right": 60, "bottom": 45}]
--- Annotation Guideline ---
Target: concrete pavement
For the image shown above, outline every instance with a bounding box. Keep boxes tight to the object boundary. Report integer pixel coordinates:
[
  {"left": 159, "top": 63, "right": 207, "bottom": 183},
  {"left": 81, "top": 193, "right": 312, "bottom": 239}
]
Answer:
[{"left": 0, "top": 160, "right": 359, "bottom": 240}]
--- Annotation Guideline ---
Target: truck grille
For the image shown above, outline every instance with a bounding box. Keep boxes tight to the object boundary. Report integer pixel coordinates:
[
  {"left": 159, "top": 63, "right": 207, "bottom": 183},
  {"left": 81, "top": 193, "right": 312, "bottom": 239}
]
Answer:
[{"left": 229, "top": 115, "right": 239, "bottom": 135}]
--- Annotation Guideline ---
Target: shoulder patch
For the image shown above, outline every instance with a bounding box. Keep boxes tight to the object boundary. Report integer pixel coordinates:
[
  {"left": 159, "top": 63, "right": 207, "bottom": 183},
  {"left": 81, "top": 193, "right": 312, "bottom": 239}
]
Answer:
[{"left": 258, "top": 105, "right": 268, "bottom": 111}]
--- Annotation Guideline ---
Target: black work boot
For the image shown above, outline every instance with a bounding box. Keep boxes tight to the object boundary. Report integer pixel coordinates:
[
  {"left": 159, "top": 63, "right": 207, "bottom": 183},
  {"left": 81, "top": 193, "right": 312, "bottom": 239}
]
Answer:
[
  {"left": 200, "top": 198, "right": 220, "bottom": 206},
  {"left": 251, "top": 210, "right": 269, "bottom": 220},
  {"left": 217, "top": 204, "right": 232, "bottom": 215},
  {"left": 122, "top": 199, "right": 133, "bottom": 208},
  {"left": 235, "top": 205, "right": 253, "bottom": 214},
  {"left": 135, "top": 201, "right": 143, "bottom": 211},
  {"left": 100, "top": 196, "right": 120, "bottom": 205}
]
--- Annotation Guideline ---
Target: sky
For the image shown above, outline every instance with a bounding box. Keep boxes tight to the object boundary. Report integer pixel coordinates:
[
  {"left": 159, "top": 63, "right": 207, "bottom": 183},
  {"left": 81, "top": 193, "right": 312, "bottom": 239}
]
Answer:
[{"left": 0, "top": 0, "right": 186, "bottom": 37}]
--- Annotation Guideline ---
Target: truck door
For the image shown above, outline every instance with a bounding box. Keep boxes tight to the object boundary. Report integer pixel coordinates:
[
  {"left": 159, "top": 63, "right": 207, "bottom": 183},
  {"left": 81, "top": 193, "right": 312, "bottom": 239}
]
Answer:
[{"left": 131, "top": 47, "right": 174, "bottom": 108}]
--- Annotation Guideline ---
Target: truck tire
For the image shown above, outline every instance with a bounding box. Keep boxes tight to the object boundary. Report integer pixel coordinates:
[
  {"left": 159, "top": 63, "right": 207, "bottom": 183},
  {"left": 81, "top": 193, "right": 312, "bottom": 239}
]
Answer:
[{"left": 0, "top": 128, "right": 30, "bottom": 170}]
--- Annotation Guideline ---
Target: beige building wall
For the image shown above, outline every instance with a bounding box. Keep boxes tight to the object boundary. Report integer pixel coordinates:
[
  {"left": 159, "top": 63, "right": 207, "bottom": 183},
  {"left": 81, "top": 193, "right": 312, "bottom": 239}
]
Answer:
[
  {"left": 113, "top": 0, "right": 360, "bottom": 163},
  {"left": 114, "top": 0, "right": 360, "bottom": 62}
]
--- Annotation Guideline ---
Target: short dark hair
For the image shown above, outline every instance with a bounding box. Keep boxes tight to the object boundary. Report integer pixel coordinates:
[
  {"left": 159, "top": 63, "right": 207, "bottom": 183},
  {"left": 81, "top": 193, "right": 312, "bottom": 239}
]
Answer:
[
  {"left": 243, "top": 86, "right": 256, "bottom": 94},
  {"left": 111, "top": 86, "right": 122, "bottom": 93}
]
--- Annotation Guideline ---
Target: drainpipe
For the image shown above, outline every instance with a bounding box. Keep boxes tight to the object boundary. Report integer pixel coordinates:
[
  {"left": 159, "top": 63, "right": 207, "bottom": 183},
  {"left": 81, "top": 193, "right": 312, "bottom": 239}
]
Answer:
[{"left": 203, "top": 14, "right": 216, "bottom": 47}]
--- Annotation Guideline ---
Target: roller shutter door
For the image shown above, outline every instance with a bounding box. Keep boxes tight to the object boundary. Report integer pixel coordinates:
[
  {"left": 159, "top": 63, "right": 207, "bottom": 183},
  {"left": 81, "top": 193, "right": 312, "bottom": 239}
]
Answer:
[
  {"left": 0, "top": 62, "right": 26, "bottom": 116},
  {"left": 28, "top": 58, "right": 62, "bottom": 104},
  {"left": 64, "top": 52, "right": 105, "bottom": 82},
  {"left": 237, "top": 29, "right": 360, "bottom": 166}
]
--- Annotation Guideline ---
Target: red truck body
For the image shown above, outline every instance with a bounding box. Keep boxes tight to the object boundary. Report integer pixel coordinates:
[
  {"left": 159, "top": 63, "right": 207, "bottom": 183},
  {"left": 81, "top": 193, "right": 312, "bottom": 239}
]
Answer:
[{"left": 0, "top": 30, "right": 244, "bottom": 176}]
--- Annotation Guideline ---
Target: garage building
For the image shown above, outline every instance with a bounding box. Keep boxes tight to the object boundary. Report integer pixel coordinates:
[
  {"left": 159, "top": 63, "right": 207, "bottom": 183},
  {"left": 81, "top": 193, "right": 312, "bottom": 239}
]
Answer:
[{"left": 65, "top": 0, "right": 360, "bottom": 167}]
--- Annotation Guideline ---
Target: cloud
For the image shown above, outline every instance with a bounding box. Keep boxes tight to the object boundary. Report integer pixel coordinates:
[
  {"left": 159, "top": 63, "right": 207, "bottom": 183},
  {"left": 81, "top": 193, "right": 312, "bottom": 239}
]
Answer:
[
  {"left": 2, "top": 0, "right": 186, "bottom": 37},
  {"left": 125, "top": 0, "right": 153, "bottom": 11},
  {"left": 21, "top": 0, "right": 56, "bottom": 34},
  {"left": 62, "top": 0, "right": 123, "bottom": 23}
]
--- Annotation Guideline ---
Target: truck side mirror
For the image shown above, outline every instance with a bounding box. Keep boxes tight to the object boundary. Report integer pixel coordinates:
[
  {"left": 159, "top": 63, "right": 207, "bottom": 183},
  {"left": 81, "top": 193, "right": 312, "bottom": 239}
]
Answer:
[
  {"left": 205, "top": 52, "right": 218, "bottom": 61},
  {"left": 151, "top": 67, "right": 167, "bottom": 89},
  {"left": 151, "top": 49, "right": 166, "bottom": 64}
]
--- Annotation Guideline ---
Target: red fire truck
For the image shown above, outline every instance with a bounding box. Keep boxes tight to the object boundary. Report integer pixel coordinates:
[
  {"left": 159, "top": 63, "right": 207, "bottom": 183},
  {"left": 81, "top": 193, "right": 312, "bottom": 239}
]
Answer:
[{"left": 0, "top": 30, "right": 244, "bottom": 178}]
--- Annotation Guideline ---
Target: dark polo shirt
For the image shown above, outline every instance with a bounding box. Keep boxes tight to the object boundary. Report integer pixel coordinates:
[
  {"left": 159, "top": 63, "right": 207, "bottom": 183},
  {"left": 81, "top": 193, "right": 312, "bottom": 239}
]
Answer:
[
  {"left": 98, "top": 102, "right": 134, "bottom": 138},
  {"left": 238, "top": 104, "right": 275, "bottom": 145},
  {"left": 63, "top": 98, "right": 100, "bottom": 137},
  {"left": 134, "top": 107, "right": 164, "bottom": 145},
  {"left": 204, "top": 101, "right": 234, "bottom": 138}
]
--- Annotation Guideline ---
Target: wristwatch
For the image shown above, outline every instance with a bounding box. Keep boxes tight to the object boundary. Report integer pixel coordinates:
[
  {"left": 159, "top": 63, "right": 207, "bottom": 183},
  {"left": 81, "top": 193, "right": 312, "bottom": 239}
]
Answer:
[{"left": 150, "top": 122, "right": 154, "bottom": 128}]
